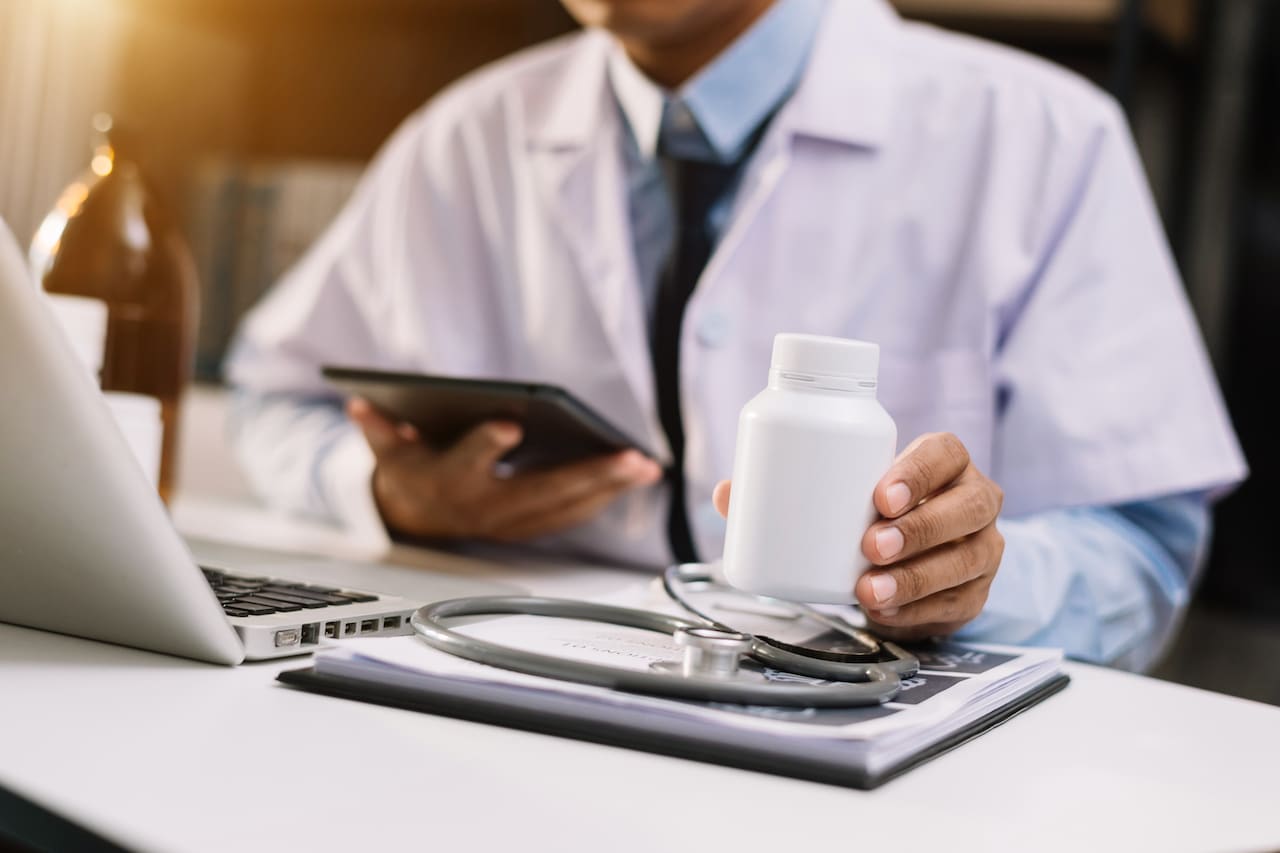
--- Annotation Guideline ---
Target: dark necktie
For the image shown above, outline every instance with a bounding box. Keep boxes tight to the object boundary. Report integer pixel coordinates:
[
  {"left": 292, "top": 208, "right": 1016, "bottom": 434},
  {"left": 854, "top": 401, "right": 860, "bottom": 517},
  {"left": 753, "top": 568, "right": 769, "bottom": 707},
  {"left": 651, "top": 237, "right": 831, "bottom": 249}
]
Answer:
[{"left": 651, "top": 126, "right": 769, "bottom": 564}]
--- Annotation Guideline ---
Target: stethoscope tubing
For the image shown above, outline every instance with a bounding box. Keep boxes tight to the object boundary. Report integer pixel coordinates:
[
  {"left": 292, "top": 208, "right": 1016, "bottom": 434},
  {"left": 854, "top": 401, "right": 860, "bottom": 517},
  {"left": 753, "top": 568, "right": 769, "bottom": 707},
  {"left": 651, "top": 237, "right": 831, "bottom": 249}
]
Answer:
[{"left": 410, "top": 596, "right": 902, "bottom": 707}]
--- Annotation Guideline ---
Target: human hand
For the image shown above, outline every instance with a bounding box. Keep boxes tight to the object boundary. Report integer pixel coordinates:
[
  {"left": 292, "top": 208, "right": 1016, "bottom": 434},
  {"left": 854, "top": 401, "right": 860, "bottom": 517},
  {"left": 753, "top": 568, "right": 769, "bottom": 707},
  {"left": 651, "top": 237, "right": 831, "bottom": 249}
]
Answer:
[
  {"left": 711, "top": 432, "right": 1003, "bottom": 640},
  {"left": 348, "top": 397, "right": 663, "bottom": 542}
]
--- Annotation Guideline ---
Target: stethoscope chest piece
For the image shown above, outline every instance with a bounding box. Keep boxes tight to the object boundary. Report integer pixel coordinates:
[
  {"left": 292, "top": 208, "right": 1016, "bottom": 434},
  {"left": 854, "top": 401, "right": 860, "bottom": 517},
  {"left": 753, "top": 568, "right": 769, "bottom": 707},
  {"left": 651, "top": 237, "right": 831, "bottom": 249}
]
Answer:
[{"left": 650, "top": 626, "right": 754, "bottom": 679}]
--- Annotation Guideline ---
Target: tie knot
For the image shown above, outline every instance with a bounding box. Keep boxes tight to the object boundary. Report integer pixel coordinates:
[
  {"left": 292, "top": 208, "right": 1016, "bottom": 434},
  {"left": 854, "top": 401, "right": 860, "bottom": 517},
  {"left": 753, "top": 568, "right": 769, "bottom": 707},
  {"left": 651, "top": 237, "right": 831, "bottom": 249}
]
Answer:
[
  {"left": 657, "top": 99, "right": 720, "bottom": 164},
  {"left": 656, "top": 100, "right": 746, "bottom": 228}
]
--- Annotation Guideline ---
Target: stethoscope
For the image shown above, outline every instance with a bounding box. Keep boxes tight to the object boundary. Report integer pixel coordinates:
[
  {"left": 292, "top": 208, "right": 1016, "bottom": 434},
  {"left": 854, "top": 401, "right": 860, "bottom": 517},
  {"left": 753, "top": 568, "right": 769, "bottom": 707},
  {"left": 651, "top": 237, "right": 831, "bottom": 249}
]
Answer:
[{"left": 409, "top": 563, "right": 918, "bottom": 708}]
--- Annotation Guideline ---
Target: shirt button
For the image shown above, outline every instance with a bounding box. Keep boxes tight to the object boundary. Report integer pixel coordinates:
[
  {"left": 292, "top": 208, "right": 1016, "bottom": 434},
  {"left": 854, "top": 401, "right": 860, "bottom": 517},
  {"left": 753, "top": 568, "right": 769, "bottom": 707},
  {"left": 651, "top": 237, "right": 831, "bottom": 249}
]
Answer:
[{"left": 696, "top": 310, "right": 731, "bottom": 348}]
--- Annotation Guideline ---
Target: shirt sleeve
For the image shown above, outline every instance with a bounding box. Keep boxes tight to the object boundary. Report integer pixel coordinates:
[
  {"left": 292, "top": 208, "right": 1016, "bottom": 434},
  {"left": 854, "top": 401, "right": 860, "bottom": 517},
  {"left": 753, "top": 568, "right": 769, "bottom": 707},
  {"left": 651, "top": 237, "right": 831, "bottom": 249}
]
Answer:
[
  {"left": 225, "top": 390, "right": 391, "bottom": 550},
  {"left": 954, "top": 491, "right": 1210, "bottom": 671}
]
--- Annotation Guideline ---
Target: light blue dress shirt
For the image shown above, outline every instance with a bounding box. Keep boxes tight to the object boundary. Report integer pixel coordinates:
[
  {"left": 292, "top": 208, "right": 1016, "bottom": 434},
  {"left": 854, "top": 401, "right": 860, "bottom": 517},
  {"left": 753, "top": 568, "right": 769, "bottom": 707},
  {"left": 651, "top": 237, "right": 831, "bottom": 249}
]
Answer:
[
  {"left": 605, "top": 0, "right": 1212, "bottom": 671},
  {"left": 606, "top": 0, "right": 823, "bottom": 325}
]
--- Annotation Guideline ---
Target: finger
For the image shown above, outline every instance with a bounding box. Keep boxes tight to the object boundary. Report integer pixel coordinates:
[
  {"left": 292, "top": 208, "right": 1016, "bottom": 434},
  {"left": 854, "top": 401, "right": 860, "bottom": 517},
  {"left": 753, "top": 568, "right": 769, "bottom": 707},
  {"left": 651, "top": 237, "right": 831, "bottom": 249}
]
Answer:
[
  {"left": 493, "top": 475, "right": 640, "bottom": 541},
  {"left": 874, "top": 432, "right": 971, "bottom": 518},
  {"left": 440, "top": 420, "right": 524, "bottom": 475},
  {"left": 862, "top": 470, "right": 1001, "bottom": 564},
  {"left": 863, "top": 574, "right": 993, "bottom": 629},
  {"left": 347, "top": 397, "right": 406, "bottom": 456},
  {"left": 488, "top": 451, "right": 662, "bottom": 528},
  {"left": 712, "top": 480, "right": 731, "bottom": 517},
  {"left": 855, "top": 526, "right": 1002, "bottom": 609}
]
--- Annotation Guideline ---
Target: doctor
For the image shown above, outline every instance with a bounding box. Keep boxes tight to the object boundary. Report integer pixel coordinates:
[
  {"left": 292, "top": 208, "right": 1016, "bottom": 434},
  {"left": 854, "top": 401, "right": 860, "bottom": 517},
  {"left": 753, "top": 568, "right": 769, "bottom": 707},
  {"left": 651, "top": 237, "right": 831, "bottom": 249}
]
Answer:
[{"left": 227, "top": 0, "right": 1246, "bottom": 669}]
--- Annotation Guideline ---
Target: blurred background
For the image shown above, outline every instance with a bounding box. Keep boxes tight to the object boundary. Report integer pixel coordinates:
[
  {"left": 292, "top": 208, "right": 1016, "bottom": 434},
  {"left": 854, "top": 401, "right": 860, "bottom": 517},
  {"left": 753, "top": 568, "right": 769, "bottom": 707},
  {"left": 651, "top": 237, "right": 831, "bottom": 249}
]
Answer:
[{"left": 0, "top": 0, "right": 1275, "bottom": 702}]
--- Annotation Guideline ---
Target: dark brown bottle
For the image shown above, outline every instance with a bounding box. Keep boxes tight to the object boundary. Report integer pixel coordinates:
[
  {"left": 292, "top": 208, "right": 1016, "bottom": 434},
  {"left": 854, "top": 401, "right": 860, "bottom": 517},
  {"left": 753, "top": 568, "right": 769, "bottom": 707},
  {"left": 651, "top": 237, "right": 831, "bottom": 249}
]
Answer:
[{"left": 30, "top": 115, "right": 198, "bottom": 503}]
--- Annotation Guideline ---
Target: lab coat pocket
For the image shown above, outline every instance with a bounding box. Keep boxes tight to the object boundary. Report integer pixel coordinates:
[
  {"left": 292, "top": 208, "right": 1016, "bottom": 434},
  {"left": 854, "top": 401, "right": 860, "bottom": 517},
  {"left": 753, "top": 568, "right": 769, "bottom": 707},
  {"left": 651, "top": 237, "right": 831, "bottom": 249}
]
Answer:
[{"left": 878, "top": 349, "right": 995, "bottom": 470}]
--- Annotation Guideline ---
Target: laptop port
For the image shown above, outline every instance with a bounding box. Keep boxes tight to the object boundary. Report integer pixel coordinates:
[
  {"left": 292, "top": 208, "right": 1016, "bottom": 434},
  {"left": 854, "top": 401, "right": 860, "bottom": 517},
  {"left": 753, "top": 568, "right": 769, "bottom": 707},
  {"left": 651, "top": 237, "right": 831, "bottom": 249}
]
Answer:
[
  {"left": 274, "top": 628, "right": 300, "bottom": 647},
  {"left": 382, "top": 616, "right": 401, "bottom": 630},
  {"left": 360, "top": 619, "right": 378, "bottom": 633},
  {"left": 343, "top": 622, "right": 357, "bottom": 636},
  {"left": 324, "top": 621, "right": 339, "bottom": 639},
  {"left": 300, "top": 623, "right": 319, "bottom": 645}
]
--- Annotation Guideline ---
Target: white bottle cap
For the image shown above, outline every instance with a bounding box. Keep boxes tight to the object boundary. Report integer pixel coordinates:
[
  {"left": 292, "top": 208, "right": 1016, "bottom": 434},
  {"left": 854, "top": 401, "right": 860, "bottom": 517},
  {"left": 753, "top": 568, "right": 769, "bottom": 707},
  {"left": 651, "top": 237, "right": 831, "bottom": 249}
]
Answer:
[{"left": 770, "top": 334, "right": 879, "bottom": 381}]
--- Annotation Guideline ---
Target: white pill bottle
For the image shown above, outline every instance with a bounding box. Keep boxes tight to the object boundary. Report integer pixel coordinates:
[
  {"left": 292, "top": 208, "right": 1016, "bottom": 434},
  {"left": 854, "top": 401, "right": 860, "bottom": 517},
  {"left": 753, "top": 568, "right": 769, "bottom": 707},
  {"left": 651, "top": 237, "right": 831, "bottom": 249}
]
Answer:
[{"left": 722, "top": 334, "right": 897, "bottom": 604}]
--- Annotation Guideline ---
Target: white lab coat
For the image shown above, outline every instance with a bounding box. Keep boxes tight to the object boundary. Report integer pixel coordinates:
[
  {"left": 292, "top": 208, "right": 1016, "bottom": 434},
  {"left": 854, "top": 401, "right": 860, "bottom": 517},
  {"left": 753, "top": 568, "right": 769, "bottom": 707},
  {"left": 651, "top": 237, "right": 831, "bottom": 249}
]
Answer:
[{"left": 227, "top": 0, "right": 1245, "bottom": 568}]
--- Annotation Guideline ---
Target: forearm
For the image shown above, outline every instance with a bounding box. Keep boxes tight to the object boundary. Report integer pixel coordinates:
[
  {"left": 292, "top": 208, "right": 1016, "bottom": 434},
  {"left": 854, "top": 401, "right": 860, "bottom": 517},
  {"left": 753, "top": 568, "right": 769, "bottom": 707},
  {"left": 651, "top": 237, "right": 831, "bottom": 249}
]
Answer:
[
  {"left": 227, "top": 390, "right": 390, "bottom": 547},
  {"left": 954, "top": 492, "right": 1210, "bottom": 671}
]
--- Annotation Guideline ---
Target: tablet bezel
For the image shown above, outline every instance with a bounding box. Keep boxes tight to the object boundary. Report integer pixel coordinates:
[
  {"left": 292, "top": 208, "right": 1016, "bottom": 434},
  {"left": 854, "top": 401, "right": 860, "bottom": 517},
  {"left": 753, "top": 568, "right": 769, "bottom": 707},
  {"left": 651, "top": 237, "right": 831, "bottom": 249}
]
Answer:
[{"left": 322, "top": 366, "right": 657, "bottom": 472}]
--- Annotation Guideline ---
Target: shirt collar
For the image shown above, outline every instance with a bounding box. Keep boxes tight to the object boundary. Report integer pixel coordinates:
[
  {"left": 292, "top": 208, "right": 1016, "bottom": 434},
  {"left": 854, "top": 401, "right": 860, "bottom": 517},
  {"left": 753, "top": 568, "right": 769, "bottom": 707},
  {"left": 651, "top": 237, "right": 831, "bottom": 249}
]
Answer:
[{"left": 608, "top": 0, "right": 827, "bottom": 163}]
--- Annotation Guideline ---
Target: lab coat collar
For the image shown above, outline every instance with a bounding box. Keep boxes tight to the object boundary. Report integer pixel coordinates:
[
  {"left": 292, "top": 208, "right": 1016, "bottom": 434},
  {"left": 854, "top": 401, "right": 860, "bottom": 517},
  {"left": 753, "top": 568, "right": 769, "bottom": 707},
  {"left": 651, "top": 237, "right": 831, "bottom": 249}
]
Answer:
[
  {"left": 606, "top": 43, "right": 664, "bottom": 161},
  {"left": 779, "top": 0, "right": 900, "bottom": 150},
  {"left": 525, "top": 30, "right": 614, "bottom": 151}
]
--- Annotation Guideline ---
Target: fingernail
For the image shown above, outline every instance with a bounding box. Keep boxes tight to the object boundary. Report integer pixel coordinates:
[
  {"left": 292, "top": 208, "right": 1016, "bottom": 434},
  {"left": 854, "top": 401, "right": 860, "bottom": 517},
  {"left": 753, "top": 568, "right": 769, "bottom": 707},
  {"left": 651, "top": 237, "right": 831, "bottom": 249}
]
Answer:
[
  {"left": 869, "top": 572, "right": 897, "bottom": 604},
  {"left": 875, "top": 526, "right": 904, "bottom": 561},
  {"left": 886, "top": 482, "right": 912, "bottom": 515},
  {"left": 876, "top": 607, "right": 899, "bottom": 618}
]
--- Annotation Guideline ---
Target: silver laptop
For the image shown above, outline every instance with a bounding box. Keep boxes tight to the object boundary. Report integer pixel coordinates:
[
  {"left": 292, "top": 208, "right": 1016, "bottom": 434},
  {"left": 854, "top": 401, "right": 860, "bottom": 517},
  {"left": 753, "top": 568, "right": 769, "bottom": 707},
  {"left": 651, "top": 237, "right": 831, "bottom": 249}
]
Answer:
[{"left": 0, "top": 217, "right": 483, "bottom": 664}]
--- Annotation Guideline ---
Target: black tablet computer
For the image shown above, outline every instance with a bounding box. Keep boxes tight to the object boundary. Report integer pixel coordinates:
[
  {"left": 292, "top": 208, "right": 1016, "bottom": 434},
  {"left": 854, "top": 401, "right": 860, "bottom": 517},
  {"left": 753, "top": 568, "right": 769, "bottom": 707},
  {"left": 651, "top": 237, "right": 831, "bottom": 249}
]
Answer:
[{"left": 322, "top": 366, "right": 656, "bottom": 472}]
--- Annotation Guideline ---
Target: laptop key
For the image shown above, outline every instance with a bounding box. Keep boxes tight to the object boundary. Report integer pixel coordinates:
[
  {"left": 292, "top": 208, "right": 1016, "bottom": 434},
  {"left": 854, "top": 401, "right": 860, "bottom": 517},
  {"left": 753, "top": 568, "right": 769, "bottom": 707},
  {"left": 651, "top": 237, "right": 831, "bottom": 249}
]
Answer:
[
  {"left": 265, "top": 587, "right": 360, "bottom": 606},
  {"left": 222, "top": 601, "right": 278, "bottom": 615},
  {"left": 237, "top": 595, "right": 302, "bottom": 612},
  {"left": 273, "top": 583, "right": 344, "bottom": 595},
  {"left": 333, "top": 592, "right": 379, "bottom": 603},
  {"left": 293, "top": 584, "right": 342, "bottom": 594},
  {"left": 253, "top": 591, "right": 330, "bottom": 610},
  {"left": 223, "top": 607, "right": 253, "bottom": 617}
]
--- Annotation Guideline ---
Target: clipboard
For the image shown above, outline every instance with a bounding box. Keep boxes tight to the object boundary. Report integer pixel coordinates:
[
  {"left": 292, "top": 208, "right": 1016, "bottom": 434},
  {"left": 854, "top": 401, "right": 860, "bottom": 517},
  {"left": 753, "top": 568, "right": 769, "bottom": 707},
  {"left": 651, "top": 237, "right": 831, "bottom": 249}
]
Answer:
[{"left": 277, "top": 667, "right": 1069, "bottom": 790}]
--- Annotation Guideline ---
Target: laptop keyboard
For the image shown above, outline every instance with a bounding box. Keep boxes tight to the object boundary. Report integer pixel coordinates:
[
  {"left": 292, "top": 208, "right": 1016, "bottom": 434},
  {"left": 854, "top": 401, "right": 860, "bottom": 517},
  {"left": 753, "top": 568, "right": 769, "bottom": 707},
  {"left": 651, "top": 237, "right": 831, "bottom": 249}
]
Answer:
[{"left": 201, "top": 567, "right": 379, "bottom": 617}]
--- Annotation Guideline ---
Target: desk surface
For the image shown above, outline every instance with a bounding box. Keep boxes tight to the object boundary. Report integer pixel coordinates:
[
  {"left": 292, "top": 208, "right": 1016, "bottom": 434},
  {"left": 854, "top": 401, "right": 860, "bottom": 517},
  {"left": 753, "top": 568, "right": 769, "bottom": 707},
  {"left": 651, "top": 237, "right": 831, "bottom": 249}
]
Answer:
[{"left": 3, "top": 513, "right": 1280, "bottom": 853}]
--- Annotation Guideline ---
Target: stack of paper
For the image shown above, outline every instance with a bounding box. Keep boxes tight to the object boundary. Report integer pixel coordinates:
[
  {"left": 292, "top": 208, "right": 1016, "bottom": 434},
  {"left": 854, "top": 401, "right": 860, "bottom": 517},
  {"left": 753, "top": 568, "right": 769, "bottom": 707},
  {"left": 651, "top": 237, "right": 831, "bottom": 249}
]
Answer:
[{"left": 300, "top": 586, "right": 1065, "bottom": 785}]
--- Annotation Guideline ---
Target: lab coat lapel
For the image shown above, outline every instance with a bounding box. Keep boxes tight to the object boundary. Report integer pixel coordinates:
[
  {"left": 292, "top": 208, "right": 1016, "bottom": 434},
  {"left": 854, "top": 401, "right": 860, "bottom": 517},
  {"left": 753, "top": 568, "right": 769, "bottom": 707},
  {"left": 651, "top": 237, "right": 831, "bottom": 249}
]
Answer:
[{"left": 525, "top": 34, "right": 664, "bottom": 455}]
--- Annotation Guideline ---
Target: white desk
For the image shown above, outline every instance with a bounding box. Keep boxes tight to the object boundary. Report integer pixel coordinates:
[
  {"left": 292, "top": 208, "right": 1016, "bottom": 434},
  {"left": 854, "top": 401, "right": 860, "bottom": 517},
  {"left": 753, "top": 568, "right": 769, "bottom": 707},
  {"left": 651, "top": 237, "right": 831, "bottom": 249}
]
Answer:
[{"left": 3, "top": 521, "right": 1280, "bottom": 853}]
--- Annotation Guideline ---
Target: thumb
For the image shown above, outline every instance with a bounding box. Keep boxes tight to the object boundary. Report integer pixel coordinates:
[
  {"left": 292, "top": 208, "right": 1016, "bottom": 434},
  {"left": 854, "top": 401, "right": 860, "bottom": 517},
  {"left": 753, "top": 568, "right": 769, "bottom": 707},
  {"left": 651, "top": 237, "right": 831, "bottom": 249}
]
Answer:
[
  {"left": 447, "top": 420, "right": 524, "bottom": 474},
  {"left": 712, "top": 480, "right": 732, "bottom": 518},
  {"left": 347, "top": 397, "right": 405, "bottom": 457}
]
